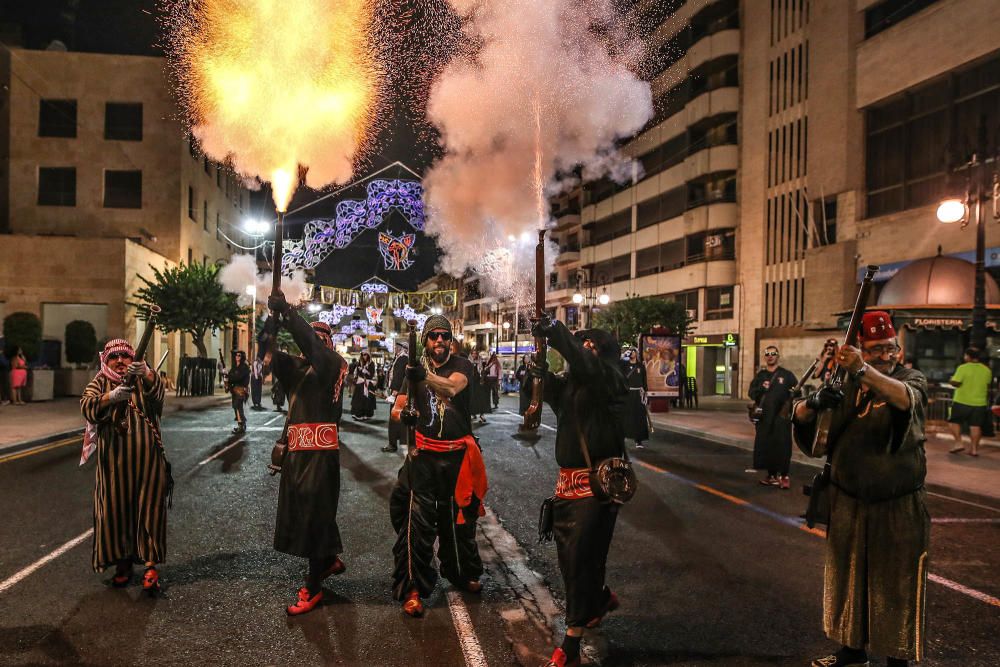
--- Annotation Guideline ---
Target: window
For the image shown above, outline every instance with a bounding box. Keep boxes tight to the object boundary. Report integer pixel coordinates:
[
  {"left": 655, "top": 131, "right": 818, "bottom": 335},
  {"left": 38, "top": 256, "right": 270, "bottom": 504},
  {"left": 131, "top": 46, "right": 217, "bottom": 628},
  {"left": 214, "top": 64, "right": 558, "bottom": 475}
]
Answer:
[
  {"left": 812, "top": 196, "right": 837, "bottom": 245},
  {"left": 103, "top": 170, "right": 142, "bottom": 208},
  {"left": 705, "top": 286, "right": 734, "bottom": 320},
  {"left": 667, "top": 289, "right": 699, "bottom": 321},
  {"left": 686, "top": 232, "right": 707, "bottom": 263},
  {"left": 38, "top": 99, "right": 77, "bottom": 137},
  {"left": 216, "top": 212, "right": 221, "bottom": 241},
  {"left": 587, "top": 253, "right": 630, "bottom": 283},
  {"left": 204, "top": 157, "right": 211, "bottom": 174},
  {"left": 37, "top": 167, "right": 76, "bottom": 206},
  {"left": 866, "top": 54, "right": 1000, "bottom": 218},
  {"left": 188, "top": 187, "right": 196, "bottom": 220},
  {"left": 704, "top": 228, "right": 736, "bottom": 261},
  {"left": 188, "top": 247, "right": 193, "bottom": 265},
  {"left": 636, "top": 186, "right": 687, "bottom": 230},
  {"left": 688, "top": 171, "right": 737, "bottom": 208},
  {"left": 465, "top": 304, "right": 480, "bottom": 324},
  {"left": 590, "top": 209, "right": 631, "bottom": 244},
  {"left": 565, "top": 306, "right": 580, "bottom": 328},
  {"left": 104, "top": 103, "right": 143, "bottom": 141},
  {"left": 203, "top": 201, "right": 209, "bottom": 231},
  {"left": 635, "top": 245, "right": 660, "bottom": 278},
  {"left": 660, "top": 238, "right": 685, "bottom": 271},
  {"left": 865, "top": 0, "right": 940, "bottom": 38}
]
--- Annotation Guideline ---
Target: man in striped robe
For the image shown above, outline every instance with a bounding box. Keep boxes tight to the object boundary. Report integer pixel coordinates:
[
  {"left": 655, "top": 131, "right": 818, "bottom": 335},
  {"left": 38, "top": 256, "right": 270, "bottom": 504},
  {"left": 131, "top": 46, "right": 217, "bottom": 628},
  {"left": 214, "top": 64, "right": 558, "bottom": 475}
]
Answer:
[{"left": 81, "top": 338, "right": 170, "bottom": 593}]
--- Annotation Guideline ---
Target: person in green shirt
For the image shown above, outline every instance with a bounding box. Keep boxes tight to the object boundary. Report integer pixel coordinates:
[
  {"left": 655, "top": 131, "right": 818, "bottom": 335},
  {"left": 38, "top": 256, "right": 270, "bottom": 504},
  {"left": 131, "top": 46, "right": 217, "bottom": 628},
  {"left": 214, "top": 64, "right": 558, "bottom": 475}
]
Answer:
[{"left": 948, "top": 347, "right": 993, "bottom": 456}]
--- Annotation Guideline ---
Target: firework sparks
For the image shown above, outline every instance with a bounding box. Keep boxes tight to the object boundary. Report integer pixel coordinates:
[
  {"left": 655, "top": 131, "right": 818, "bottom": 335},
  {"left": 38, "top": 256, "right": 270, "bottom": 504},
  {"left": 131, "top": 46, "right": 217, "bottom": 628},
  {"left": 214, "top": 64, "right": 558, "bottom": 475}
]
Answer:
[{"left": 167, "top": 0, "right": 380, "bottom": 211}]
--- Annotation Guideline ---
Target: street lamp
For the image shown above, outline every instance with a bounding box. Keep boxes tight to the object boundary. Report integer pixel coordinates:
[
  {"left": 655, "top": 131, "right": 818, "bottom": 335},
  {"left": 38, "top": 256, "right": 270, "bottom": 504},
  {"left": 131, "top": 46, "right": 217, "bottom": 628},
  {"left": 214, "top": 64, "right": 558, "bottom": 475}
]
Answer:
[
  {"left": 246, "top": 284, "right": 257, "bottom": 359},
  {"left": 936, "top": 135, "right": 999, "bottom": 352},
  {"left": 572, "top": 271, "right": 611, "bottom": 327}
]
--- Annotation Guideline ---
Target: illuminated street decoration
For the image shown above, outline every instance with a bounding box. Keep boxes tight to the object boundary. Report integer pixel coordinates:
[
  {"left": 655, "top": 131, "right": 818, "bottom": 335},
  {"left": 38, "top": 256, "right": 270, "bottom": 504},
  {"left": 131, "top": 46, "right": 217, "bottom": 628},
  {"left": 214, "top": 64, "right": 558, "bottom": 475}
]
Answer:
[
  {"left": 318, "top": 304, "right": 356, "bottom": 328},
  {"left": 359, "top": 279, "right": 390, "bottom": 293},
  {"left": 282, "top": 179, "right": 425, "bottom": 273},
  {"left": 393, "top": 304, "right": 428, "bottom": 332},
  {"left": 378, "top": 231, "right": 416, "bottom": 271},
  {"left": 366, "top": 306, "right": 383, "bottom": 325}
]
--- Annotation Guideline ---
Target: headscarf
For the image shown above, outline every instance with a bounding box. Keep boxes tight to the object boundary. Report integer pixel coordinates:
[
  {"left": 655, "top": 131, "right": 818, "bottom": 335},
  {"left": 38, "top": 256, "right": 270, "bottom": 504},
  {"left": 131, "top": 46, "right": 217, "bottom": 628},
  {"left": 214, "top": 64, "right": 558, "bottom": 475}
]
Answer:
[
  {"left": 310, "top": 321, "right": 334, "bottom": 350},
  {"left": 99, "top": 338, "right": 135, "bottom": 384}
]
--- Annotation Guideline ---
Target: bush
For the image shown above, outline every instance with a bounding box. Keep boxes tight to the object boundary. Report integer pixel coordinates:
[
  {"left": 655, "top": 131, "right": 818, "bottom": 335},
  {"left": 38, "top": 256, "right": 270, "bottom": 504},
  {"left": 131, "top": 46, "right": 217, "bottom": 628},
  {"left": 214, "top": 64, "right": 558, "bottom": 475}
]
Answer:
[
  {"left": 3, "top": 312, "right": 42, "bottom": 361},
  {"left": 65, "top": 320, "right": 98, "bottom": 367}
]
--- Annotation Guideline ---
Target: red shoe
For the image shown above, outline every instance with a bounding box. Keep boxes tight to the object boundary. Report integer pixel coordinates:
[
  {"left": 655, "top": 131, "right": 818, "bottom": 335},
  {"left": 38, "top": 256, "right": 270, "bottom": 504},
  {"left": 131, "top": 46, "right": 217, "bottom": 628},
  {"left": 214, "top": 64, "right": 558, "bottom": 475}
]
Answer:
[
  {"left": 141, "top": 567, "right": 160, "bottom": 594},
  {"left": 585, "top": 588, "right": 620, "bottom": 628},
  {"left": 402, "top": 589, "right": 424, "bottom": 618},
  {"left": 460, "top": 579, "right": 483, "bottom": 594},
  {"left": 286, "top": 587, "right": 323, "bottom": 616},
  {"left": 111, "top": 562, "right": 133, "bottom": 588},
  {"left": 321, "top": 557, "right": 346, "bottom": 580},
  {"left": 544, "top": 648, "right": 581, "bottom": 667},
  {"left": 779, "top": 476, "right": 791, "bottom": 490},
  {"left": 759, "top": 476, "right": 779, "bottom": 486}
]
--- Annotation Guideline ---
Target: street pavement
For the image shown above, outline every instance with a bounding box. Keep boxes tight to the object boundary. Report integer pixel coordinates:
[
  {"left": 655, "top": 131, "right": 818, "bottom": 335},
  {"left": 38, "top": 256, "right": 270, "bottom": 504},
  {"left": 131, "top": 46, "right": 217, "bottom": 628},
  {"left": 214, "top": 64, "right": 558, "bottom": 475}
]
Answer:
[{"left": 1, "top": 395, "right": 997, "bottom": 666}]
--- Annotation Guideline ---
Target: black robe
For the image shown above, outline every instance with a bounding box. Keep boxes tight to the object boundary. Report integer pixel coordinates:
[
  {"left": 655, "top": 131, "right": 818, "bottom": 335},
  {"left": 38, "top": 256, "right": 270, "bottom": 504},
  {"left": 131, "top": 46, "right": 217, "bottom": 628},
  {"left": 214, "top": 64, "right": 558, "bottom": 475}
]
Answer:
[
  {"left": 748, "top": 366, "right": 797, "bottom": 473},
  {"left": 387, "top": 354, "right": 408, "bottom": 446},
  {"left": 268, "top": 311, "right": 347, "bottom": 559},
  {"left": 351, "top": 359, "right": 377, "bottom": 418},
  {"left": 621, "top": 361, "right": 649, "bottom": 442}
]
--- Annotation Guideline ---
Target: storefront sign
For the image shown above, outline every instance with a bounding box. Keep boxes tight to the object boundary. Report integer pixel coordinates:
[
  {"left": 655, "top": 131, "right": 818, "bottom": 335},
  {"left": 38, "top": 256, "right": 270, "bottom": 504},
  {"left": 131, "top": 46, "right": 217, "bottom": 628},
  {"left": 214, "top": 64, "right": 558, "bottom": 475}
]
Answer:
[{"left": 685, "top": 333, "right": 739, "bottom": 347}]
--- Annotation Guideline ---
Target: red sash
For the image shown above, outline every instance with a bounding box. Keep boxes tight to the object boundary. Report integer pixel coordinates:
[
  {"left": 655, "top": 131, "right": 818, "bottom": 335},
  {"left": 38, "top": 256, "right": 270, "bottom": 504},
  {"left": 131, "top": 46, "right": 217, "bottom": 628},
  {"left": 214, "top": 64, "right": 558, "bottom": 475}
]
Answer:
[
  {"left": 286, "top": 423, "right": 339, "bottom": 452},
  {"left": 414, "top": 431, "right": 474, "bottom": 452},
  {"left": 555, "top": 467, "right": 594, "bottom": 500},
  {"left": 413, "top": 432, "right": 488, "bottom": 524}
]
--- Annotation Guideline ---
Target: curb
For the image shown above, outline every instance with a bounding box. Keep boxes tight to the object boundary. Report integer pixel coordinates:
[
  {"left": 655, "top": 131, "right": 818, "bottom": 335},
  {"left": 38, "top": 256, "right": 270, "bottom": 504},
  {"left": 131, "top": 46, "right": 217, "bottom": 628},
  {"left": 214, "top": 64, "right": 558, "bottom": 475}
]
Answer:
[{"left": 651, "top": 417, "right": 1000, "bottom": 510}]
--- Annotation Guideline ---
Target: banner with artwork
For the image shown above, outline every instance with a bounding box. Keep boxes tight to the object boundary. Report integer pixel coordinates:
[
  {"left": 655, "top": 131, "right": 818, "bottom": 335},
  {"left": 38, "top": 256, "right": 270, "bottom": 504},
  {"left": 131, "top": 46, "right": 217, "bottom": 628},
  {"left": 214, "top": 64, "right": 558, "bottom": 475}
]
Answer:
[{"left": 640, "top": 334, "right": 682, "bottom": 398}]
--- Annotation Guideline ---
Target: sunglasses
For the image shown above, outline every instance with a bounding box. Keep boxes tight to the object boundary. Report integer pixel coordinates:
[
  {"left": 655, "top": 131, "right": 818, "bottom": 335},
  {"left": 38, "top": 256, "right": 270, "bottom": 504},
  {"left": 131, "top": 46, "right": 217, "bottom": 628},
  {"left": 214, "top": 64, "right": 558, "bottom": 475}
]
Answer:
[
  {"left": 764, "top": 351, "right": 778, "bottom": 357},
  {"left": 107, "top": 353, "right": 132, "bottom": 361},
  {"left": 427, "top": 331, "right": 452, "bottom": 342}
]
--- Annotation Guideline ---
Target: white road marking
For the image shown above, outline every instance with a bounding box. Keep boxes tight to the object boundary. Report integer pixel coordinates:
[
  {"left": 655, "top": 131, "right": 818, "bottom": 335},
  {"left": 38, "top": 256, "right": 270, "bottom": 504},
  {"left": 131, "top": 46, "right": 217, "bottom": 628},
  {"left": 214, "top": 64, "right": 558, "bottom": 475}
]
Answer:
[
  {"left": 501, "top": 410, "right": 556, "bottom": 431},
  {"left": 169, "top": 426, "right": 283, "bottom": 432},
  {"left": 197, "top": 439, "right": 246, "bottom": 466},
  {"left": 447, "top": 590, "right": 490, "bottom": 667},
  {"left": 928, "top": 573, "right": 1000, "bottom": 607},
  {"left": 0, "top": 529, "right": 93, "bottom": 594},
  {"left": 264, "top": 413, "right": 285, "bottom": 426},
  {"left": 926, "top": 491, "right": 1000, "bottom": 514},
  {"left": 931, "top": 517, "right": 1000, "bottom": 524}
]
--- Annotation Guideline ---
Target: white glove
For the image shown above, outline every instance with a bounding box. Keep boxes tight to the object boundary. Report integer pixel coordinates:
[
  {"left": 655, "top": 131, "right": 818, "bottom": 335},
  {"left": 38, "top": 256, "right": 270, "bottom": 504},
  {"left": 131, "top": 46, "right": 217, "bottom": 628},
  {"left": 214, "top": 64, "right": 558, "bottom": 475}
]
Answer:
[
  {"left": 127, "top": 361, "right": 149, "bottom": 377},
  {"left": 108, "top": 385, "right": 134, "bottom": 404}
]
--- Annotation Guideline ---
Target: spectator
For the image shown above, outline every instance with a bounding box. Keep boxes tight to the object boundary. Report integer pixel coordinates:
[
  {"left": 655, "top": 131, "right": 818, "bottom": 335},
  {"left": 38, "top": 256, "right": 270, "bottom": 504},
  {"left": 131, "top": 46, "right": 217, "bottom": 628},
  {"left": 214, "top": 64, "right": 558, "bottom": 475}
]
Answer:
[
  {"left": 947, "top": 347, "right": 993, "bottom": 457},
  {"left": 0, "top": 348, "right": 11, "bottom": 405},
  {"left": 515, "top": 355, "right": 530, "bottom": 415},
  {"left": 159, "top": 371, "right": 178, "bottom": 393},
  {"left": 812, "top": 338, "right": 838, "bottom": 384},
  {"left": 9, "top": 346, "right": 28, "bottom": 405},
  {"left": 621, "top": 348, "right": 650, "bottom": 448},
  {"left": 484, "top": 352, "right": 501, "bottom": 409},
  {"left": 748, "top": 345, "right": 798, "bottom": 489}
]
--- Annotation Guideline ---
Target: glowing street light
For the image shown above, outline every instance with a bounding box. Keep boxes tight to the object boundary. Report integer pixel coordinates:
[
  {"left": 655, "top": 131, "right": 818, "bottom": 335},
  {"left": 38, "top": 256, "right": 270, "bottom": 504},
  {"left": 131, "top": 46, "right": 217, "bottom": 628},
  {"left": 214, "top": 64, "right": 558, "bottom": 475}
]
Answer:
[
  {"left": 308, "top": 303, "right": 322, "bottom": 313},
  {"left": 244, "top": 217, "right": 269, "bottom": 236},
  {"left": 936, "top": 199, "right": 966, "bottom": 224}
]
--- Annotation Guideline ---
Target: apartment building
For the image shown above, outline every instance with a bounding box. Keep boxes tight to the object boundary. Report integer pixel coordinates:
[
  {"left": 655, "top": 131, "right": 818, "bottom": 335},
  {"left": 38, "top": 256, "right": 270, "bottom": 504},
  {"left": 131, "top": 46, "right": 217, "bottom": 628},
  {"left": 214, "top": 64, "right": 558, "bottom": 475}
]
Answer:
[
  {"left": 739, "top": 0, "right": 1000, "bottom": 392},
  {"left": 546, "top": 0, "right": 742, "bottom": 397},
  {"left": 0, "top": 46, "right": 250, "bottom": 376}
]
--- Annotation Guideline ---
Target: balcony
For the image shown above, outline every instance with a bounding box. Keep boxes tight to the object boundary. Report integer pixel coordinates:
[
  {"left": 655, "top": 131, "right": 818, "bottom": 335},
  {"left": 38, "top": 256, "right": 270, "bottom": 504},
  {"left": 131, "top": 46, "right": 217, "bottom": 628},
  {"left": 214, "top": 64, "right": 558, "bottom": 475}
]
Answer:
[
  {"left": 555, "top": 243, "right": 581, "bottom": 265},
  {"left": 553, "top": 213, "right": 581, "bottom": 231}
]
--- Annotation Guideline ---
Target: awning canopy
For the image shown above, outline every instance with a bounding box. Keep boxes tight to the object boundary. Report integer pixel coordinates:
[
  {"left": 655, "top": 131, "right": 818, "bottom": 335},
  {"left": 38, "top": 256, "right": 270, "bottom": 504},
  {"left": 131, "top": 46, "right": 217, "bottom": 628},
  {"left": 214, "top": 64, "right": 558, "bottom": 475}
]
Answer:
[{"left": 837, "top": 306, "right": 1000, "bottom": 332}]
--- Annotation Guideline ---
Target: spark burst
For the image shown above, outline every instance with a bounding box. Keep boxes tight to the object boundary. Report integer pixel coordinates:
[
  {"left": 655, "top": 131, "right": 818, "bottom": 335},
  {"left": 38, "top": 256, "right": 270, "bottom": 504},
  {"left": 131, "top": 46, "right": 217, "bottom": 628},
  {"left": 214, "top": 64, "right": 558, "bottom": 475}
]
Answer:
[{"left": 166, "top": 0, "right": 381, "bottom": 210}]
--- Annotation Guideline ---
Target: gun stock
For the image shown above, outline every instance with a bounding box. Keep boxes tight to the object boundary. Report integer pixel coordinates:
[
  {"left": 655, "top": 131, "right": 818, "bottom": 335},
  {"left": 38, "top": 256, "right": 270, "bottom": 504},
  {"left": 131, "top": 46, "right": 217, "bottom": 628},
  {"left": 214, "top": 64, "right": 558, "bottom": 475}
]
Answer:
[
  {"left": 810, "top": 265, "right": 879, "bottom": 457},
  {"left": 520, "top": 229, "right": 547, "bottom": 433}
]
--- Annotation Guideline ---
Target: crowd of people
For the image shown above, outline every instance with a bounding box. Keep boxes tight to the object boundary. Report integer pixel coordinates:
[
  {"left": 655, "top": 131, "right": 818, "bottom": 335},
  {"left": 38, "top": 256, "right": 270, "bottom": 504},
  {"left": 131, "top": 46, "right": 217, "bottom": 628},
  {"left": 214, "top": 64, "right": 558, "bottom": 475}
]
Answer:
[{"left": 66, "top": 297, "right": 994, "bottom": 667}]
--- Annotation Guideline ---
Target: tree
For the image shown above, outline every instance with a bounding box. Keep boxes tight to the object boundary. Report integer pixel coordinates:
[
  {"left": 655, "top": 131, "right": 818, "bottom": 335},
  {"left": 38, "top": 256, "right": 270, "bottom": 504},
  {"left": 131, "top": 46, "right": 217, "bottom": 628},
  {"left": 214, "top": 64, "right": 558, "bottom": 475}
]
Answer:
[
  {"left": 593, "top": 294, "right": 694, "bottom": 347},
  {"left": 132, "top": 262, "right": 247, "bottom": 357},
  {"left": 65, "top": 320, "right": 98, "bottom": 367},
  {"left": 3, "top": 312, "right": 42, "bottom": 361}
]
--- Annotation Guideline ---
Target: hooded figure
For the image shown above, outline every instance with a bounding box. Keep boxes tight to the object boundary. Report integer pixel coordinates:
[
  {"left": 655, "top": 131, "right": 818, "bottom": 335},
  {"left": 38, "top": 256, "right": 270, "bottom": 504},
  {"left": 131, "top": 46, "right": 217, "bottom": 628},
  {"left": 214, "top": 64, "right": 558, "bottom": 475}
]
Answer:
[{"left": 531, "top": 320, "right": 628, "bottom": 667}]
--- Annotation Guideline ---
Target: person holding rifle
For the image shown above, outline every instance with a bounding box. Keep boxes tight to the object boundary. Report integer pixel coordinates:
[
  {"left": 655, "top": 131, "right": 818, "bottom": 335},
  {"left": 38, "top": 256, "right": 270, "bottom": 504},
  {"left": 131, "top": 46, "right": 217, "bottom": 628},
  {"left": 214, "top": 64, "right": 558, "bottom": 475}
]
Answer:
[
  {"left": 388, "top": 315, "right": 488, "bottom": 618},
  {"left": 792, "top": 311, "right": 929, "bottom": 667},
  {"left": 226, "top": 350, "right": 251, "bottom": 434},
  {"left": 80, "top": 338, "right": 169, "bottom": 594},
  {"left": 259, "top": 291, "right": 349, "bottom": 616},
  {"left": 529, "top": 316, "right": 628, "bottom": 667}
]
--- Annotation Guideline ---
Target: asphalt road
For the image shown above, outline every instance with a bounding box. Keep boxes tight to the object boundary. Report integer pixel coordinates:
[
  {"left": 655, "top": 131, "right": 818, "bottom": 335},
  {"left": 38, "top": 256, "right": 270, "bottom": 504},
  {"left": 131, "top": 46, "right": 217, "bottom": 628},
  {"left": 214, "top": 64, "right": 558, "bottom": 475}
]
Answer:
[{"left": 1, "top": 394, "right": 997, "bottom": 666}]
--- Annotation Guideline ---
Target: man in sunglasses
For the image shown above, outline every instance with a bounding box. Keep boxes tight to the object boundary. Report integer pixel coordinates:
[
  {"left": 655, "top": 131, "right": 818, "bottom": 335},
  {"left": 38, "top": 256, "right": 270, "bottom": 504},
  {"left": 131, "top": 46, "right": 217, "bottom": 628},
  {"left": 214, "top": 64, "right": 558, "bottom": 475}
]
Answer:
[
  {"left": 261, "top": 291, "right": 349, "bottom": 616},
  {"left": 388, "top": 315, "right": 487, "bottom": 618},
  {"left": 749, "top": 346, "right": 798, "bottom": 489},
  {"left": 81, "top": 338, "right": 170, "bottom": 594},
  {"left": 793, "top": 311, "right": 929, "bottom": 667}
]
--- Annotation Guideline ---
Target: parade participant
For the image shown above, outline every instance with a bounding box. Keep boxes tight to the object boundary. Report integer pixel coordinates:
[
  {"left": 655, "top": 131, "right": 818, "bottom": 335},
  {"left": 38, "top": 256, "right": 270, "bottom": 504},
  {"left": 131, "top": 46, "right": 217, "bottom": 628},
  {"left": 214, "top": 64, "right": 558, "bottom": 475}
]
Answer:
[
  {"left": 250, "top": 356, "right": 265, "bottom": 410},
  {"left": 812, "top": 338, "right": 839, "bottom": 385},
  {"left": 484, "top": 352, "right": 501, "bottom": 409},
  {"left": 227, "top": 351, "right": 251, "bottom": 434},
  {"left": 261, "top": 293, "right": 349, "bottom": 616},
  {"left": 515, "top": 355, "right": 531, "bottom": 415},
  {"left": 471, "top": 351, "right": 491, "bottom": 423},
  {"left": 351, "top": 351, "right": 377, "bottom": 421},
  {"left": 621, "top": 348, "right": 649, "bottom": 449},
  {"left": 748, "top": 346, "right": 798, "bottom": 489},
  {"left": 383, "top": 341, "right": 408, "bottom": 453},
  {"left": 388, "top": 315, "right": 487, "bottom": 618},
  {"left": 81, "top": 339, "right": 170, "bottom": 593},
  {"left": 530, "top": 317, "right": 628, "bottom": 667},
  {"left": 792, "top": 311, "right": 929, "bottom": 667}
]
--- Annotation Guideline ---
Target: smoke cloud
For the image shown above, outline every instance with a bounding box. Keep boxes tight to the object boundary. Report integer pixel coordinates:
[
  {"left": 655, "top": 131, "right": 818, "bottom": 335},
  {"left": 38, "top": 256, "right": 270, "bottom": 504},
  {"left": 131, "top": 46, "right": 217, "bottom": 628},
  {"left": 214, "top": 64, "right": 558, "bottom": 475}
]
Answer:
[
  {"left": 423, "top": 0, "right": 653, "bottom": 275},
  {"left": 218, "top": 254, "right": 311, "bottom": 306}
]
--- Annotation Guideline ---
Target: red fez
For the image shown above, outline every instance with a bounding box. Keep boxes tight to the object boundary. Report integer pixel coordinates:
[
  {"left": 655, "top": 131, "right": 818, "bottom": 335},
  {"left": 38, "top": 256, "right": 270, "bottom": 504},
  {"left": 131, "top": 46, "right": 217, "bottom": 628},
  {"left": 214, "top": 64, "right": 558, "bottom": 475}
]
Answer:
[
  {"left": 859, "top": 311, "right": 896, "bottom": 342},
  {"left": 310, "top": 321, "right": 332, "bottom": 336}
]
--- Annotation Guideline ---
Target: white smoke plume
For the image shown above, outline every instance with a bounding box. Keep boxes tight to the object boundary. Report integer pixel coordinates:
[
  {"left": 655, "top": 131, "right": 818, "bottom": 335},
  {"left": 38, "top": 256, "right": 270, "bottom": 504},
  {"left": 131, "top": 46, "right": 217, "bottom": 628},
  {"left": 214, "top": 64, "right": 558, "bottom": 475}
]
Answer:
[
  {"left": 423, "top": 0, "right": 653, "bottom": 275},
  {"left": 218, "top": 254, "right": 311, "bottom": 306}
]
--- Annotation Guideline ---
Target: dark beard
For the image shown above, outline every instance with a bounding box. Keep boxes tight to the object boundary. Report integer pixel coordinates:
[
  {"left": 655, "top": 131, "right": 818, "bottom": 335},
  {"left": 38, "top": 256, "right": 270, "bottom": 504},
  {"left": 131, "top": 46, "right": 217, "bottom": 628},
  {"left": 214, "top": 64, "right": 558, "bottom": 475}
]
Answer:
[{"left": 429, "top": 346, "right": 450, "bottom": 365}]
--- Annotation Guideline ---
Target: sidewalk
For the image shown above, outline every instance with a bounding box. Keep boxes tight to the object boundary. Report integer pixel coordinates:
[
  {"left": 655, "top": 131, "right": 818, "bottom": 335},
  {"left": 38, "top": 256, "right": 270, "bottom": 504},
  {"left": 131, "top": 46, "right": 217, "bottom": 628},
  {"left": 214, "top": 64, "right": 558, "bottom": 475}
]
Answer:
[
  {"left": 650, "top": 398, "right": 1000, "bottom": 503},
  {"left": 0, "top": 392, "right": 230, "bottom": 452}
]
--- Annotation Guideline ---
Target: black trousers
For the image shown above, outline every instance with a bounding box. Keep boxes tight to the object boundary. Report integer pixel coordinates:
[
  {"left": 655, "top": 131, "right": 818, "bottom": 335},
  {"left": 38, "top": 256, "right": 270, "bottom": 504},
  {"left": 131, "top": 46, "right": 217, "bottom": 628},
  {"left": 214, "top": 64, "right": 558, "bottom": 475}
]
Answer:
[
  {"left": 389, "top": 448, "right": 483, "bottom": 599},
  {"left": 553, "top": 496, "right": 618, "bottom": 628},
  {"left": 250, "top": 377, "right": 263, "bottom": 406}
]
